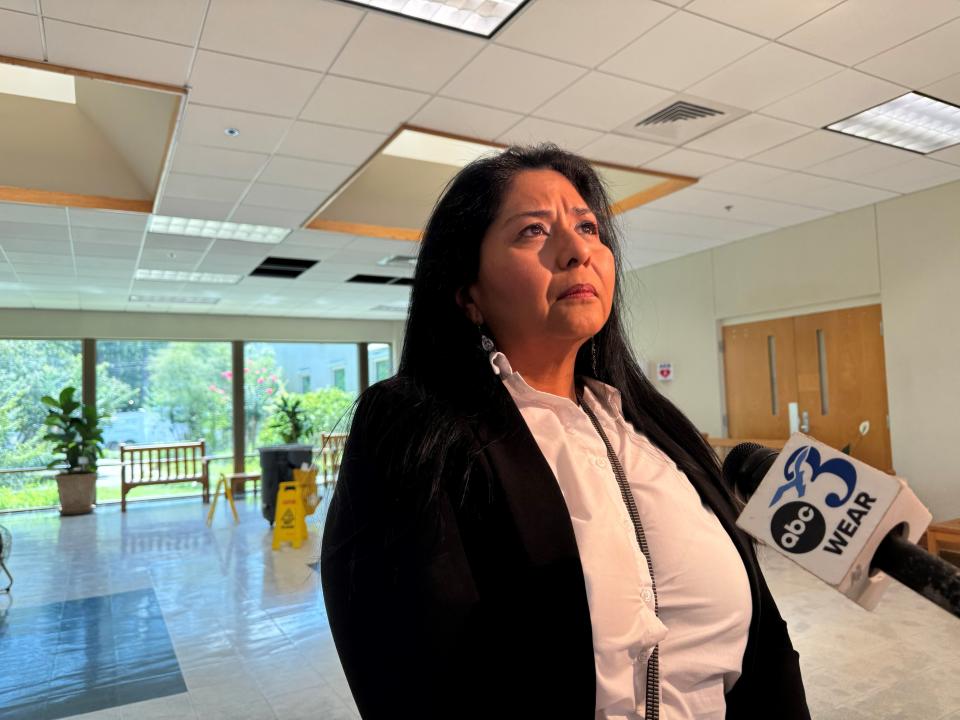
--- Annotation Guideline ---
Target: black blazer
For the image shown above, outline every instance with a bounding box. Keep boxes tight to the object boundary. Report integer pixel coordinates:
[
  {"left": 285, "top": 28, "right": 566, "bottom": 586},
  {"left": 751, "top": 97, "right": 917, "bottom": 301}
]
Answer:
[{"left": 320, "top": 377, "right": 810, "bottom": 719}]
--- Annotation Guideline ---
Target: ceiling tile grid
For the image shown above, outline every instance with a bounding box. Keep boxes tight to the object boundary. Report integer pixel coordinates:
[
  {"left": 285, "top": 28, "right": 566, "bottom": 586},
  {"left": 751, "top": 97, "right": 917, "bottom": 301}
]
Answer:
[{"left": 4, "top": 1, "right": 960, "bottom": 317}]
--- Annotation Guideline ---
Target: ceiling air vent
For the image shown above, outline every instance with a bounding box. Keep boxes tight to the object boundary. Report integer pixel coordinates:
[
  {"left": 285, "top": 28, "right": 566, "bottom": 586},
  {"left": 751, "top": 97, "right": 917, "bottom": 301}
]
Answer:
[
  {"left": 635, "top": 101, "right": 724, "bottom": 127},
  {"left": 347, "top": 273, "right": 414, "bottom": 286},
  {"left": 250, "top": 256, "right": 317, "bottom": 279},
  {"left": 617, "top": 94, "right": 747, "bottom": 144},
  {"left": 377, "top": 254, "right": 418, "bottom": 268}
]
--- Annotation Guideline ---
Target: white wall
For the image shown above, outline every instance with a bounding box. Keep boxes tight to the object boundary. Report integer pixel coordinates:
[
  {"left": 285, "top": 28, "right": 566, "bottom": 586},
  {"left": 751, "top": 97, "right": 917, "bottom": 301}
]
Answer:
[{"left": 623, "top": 179, "right": 960, "bottom": 520}]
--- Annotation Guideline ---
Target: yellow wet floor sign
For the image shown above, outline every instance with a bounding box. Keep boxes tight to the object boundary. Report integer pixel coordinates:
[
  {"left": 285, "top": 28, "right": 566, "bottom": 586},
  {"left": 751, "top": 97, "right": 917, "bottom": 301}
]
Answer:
[{"left": 272, "top": 480, "right": 307, "bottom": 550}]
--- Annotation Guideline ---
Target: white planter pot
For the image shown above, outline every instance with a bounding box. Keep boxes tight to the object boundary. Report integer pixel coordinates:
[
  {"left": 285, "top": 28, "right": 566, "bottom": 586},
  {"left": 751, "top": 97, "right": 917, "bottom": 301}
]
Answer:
[{"left": 56, "top": 472, "right": 97, "bottom": 516}]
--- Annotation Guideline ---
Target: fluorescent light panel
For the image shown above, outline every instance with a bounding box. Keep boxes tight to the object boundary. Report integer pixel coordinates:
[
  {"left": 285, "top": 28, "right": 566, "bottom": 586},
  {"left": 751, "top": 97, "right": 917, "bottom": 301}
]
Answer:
[
  {"left": 129, "top": 294, "right": 221, "bottom": 304},
  {"left": 827, "top": 92, "right": 960, "bottom": 154},
  {"left": 135, "top": 268, "right": 242, "bottom": 284},
  {"left": 342, "top": 0, "right": 528, "bottom": 37},
  {"left": 383, "top": 128, "right": 498, "bottom": 167},
  {"left": 149, "top": 215, "right": 291, "bottom": 243},
  {"left": 0, "top": 63, "right": 76, "bottom": 104}
]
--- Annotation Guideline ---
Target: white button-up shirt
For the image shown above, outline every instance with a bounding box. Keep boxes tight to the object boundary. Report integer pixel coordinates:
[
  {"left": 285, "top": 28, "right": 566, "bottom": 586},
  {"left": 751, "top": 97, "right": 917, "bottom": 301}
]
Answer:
[{"left": 490, "top": 351, "right": 751, "bottom": 719}]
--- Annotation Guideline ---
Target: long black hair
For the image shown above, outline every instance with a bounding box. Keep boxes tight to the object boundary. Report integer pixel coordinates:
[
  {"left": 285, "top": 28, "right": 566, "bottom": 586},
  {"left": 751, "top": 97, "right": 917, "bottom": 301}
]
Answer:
[{"left": 354, "top": 143, "right": 736, "bottom": 523}]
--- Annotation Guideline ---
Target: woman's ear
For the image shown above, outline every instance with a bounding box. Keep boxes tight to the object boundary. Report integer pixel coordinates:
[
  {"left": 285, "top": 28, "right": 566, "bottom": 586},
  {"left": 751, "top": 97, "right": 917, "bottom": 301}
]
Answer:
[{"left": 455, "top": 286, "right": 483, "bottom": 325}]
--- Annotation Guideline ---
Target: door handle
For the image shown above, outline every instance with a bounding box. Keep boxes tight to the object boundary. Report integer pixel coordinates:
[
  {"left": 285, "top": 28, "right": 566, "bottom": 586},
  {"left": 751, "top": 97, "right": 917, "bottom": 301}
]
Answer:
[{"left": 800, "top": 410, "right": 810, "bottom": 433}]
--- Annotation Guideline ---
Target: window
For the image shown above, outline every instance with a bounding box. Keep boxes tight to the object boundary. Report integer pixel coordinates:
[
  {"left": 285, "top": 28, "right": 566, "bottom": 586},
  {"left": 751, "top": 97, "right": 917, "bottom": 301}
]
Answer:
[
  {"left": 368, "top": 343, "right": 393, "bottom": 384},
  {"left": 0, "top": 340, "right": 82, "bottom": 511},
  {"left": 96, "top": 341, "right": 233, "bottom": 502},
  {"left": 243, "top": 342, "right": 359, "bottom": 473}
]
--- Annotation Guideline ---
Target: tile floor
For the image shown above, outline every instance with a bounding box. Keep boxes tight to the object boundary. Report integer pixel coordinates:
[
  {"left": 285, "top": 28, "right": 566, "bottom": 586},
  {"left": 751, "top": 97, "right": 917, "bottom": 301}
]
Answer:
[{"left": 0, "top": 494, "right": 958, "bottom": 719}]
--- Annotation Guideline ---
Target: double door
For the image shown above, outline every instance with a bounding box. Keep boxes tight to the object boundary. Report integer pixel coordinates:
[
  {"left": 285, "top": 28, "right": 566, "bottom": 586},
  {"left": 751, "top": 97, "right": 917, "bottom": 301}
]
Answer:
[{"left": 722, "top": 304, "right": 892, "bottom": 472}]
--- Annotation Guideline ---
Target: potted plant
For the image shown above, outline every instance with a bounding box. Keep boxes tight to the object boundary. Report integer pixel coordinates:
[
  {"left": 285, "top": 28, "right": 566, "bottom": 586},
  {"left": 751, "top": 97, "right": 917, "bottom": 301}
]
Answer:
[
  {"left": 267, "top": 394, "right": 313, "bottom": 444},
  {"left": 42, "top": 387, "right": 107, "bottom": 516}
]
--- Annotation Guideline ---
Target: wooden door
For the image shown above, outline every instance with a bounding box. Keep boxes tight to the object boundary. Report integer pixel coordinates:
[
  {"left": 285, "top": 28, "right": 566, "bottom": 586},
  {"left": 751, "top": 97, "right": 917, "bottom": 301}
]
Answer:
[
  {"left": 722, "top": 317, "right": 797, "bottom": 439},
  {"left": 723, "top": 304, "right": 892, "bottom": 471}
]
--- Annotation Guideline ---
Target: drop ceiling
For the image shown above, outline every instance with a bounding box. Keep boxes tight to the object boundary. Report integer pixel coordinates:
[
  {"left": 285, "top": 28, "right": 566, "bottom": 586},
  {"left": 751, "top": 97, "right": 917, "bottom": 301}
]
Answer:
[{"left": 2, "top": 0, "right": 960, "bottom": 320}]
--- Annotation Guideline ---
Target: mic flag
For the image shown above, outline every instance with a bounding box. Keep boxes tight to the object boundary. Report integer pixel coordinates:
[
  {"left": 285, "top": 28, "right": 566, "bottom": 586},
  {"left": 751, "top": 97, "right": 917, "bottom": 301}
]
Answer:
[{"left": 734, "top": 432, "right": 932, "bottom": 611}]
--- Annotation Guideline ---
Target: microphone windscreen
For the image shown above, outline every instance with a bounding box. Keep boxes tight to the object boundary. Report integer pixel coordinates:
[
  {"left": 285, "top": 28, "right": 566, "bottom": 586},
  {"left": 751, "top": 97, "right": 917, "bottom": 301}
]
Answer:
[{"left": 722, "top": 442, "right": 779, "bottom": 501}]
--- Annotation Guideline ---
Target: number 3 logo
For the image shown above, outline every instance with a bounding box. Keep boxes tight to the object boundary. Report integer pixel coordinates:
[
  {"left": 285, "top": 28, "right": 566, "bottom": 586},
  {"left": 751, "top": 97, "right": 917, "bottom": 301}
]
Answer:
[{"left": 769, "top": 445, "right": 857, "bottom": 508}]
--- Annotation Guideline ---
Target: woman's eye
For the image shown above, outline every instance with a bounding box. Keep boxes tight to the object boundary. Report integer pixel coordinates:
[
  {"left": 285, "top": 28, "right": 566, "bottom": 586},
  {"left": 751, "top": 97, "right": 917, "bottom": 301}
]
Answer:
[
  {"left": 520, "top": 223, "right": 547, "bottom": 238},
  {"left": 579, "top": 221, "right": 599, "bottom": 234}
]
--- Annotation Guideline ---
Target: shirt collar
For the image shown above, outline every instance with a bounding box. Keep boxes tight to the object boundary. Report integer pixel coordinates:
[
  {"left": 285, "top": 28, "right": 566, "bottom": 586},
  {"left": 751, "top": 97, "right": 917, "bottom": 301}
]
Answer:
[{"left": 489, "top": 349, "right": 626, "bottom": 418}]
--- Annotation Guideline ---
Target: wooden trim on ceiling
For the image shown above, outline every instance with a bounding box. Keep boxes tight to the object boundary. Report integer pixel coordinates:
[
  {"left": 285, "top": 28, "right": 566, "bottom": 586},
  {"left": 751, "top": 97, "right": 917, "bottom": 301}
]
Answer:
[
  {"left": 0, "top": 186, "right": 152, "bottom": 213},
  {"left": 609, "top": 176, "right": 698, "bottom": 215},
  {"left": 152, "top": 92, "right": 187, "bottom": 214},
  {"left": 302, "top": 123, "right": 698, "bottom": 239},
  {"left": 307, "top": 219, "right": 423, "bottom": 242},
  {"left": 0, "top": 54, "right": 187, "bottom": 95}
]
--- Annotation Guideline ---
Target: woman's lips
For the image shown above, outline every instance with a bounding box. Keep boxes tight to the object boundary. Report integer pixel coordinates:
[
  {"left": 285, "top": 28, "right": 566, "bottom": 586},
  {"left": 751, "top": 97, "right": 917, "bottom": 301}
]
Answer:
[{"left": 558, "top": 284, "right": 598, "bottom": 300}]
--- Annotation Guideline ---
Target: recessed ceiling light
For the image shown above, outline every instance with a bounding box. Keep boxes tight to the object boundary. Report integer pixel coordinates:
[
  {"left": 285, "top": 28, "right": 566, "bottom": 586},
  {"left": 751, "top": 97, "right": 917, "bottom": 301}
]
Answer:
[
  {"left": 340, "top": 0, "right": 530, "bottom": 38},
  {"left": 826, "top": 92, "right": 960, "bottom": 154},
  {"left": 224, "top": 127, "right": 240, "bottom": 137},
  {"left": 135, "top": 268, "right": 242, "bottom": 284},
  {"left": 148, "top": 215, "right": 291, "bottom": 243},
  {"left": 0, "top": 63, "right": 76, "bottom": 104},
  {"left": 129, "top": 294, "right": 221, "bottom": 304}
]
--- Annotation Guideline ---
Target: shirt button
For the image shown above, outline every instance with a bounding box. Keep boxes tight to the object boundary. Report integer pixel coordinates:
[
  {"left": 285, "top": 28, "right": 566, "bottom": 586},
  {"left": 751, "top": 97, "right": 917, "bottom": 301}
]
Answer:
[
  {"left": 641, "top": 588, "right": 654, "bottom": 602},
  {"left": 594, "top": 456, "right": 607, "bottom": 468}
]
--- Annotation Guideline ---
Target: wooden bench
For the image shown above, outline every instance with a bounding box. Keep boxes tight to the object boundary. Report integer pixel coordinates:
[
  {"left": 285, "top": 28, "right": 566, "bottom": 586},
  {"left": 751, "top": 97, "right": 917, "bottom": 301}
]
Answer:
[{"left": 120, "top": 440, "right": 208, "bottom": 512}]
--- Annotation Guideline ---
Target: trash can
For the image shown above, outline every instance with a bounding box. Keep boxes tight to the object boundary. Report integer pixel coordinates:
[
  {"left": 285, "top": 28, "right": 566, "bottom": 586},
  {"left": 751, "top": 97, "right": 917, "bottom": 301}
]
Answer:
[{"left": 259, "top": 444, "right": 313, "bottom": 525}]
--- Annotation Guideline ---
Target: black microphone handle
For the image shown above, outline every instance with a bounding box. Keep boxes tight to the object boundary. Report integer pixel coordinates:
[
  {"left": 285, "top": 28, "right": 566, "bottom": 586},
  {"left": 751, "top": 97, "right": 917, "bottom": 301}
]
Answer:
[{"left": 872, "top": 532, "right": 960, "bottom": 619}]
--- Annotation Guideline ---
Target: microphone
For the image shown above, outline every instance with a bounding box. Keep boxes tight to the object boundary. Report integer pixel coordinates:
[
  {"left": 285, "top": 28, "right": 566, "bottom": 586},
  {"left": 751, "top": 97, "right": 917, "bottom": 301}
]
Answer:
[{"left": 724, "top": 434, "right": 959, "bottom": 619}]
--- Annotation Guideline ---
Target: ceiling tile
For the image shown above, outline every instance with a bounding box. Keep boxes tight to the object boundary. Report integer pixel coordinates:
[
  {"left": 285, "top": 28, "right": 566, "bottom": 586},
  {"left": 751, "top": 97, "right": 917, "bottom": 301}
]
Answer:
[
  {"left": 163, "top": 173, "right": 250, "bottom": 203},
  {"left": 533, "top": 72, "right": 673, "bottom": 132},
  {"left": 300, "top": 75, "right": 430, "bottom": 133},
  {"left": 259, "top": 156, "right": 354, "bottom": 192},
  {"left": 761, "top": 69, "right": 906, "bottom": 128},
  {"left": 924, "top": 72, "right": 960, "bottom": 107},
  {"left": 276, "top": 122, "right": 386, "bottom": 165},
  {"left": 623, "top": 206, "right": 777, "bottom": 241},
  {"left": 204, "top": 239, "right": 277, "bottom": 258},
  {"left": 579, "top": 134, "right": 673, "bottom": 167},
  {"left": 281, "top": 229, "right": 354, "bottom": 249},
  {"left": 156, "top": 196, "right": 235, "bottom": 221},
  {"left": 0, "top": 9, "right": 42, "bottom": 60},
  {"left": 684, "top": 114, "right": 808, "bottom": 158},
  {"left": 170, "top": 144, "right": 269, "bottom": 181},
  {"left": 409, "top": 97, "right": 522, "bottom": 140},
  {"left": 621, "top": 230, "right": 721, "bottom": 254},
  {"left": 494, "top": 0, "right": 673, "bottom": 68},
  {"left": 644, "top": 148, "right": 734, "bottom": 177},
  {"left": 41, "top": 0, "right": 206, "bottom": 45},
  {"left": 330, "top": 12, "right": 483, "bottom": 92},
  {"left": 68, "top": 209, "right": 147, "bottom": 231},
  {"left": 748, "top": 130, "right": 868, "bottom": 170},
  {"left": 741, "top": 173, "right": 898, "bottom": 211},
  {"left": 857, "top": 18, "right": 960, "bottom": 89},
  {"left": 74, "top": 241, "right": 141, "bottom": 260},
  {"left": 853, "top": 158, "right": 960, "bottom": 194},
  {"left": 243, "top": 183, "right": 324, "bottom": 212},
  {"left": 496, "top": 118, "right": 601, "bottom": 152},
  {"left": 144, "top": 232, "right": 211, "bottom": 252},
  {"left": 930, "top": 143, "right": 960, "bottom": 167},
  {"left": 200, "top": 0, "right": 363, "bottom": 71},
  {"left": 0, "top": 221, "right": 69, "bottom": 241},
  {"left": 179, "top": 105, "right": 290, "bottom": 153},
  {"left": 0, "top": 1, "right": 35, "bottom": 12},
  {"left": 688, "top": 43, "right": 843, "bottom": 112},
  {"left": 645, "top": 187, "right": 830, "bottom": 226},
  {"left": 230, "top": 204, "right": 311, "bottom": 228},
  {"left": 696, "top": 161, "right": 788, "bottom": 192},
  {"left": 599, "top": 12, "right": 764, "bottom": 91},
  {"left": 441, "top": 45, "right": 585, "bottom": 114},
  {"left": 70, "top": 227, "right": 144, "bottom": 245},
  {"left": 805, "top": 143, "right": 914, "bottom": 182},
  {"left": 188, "top": 51, "right": 323, "bottom": 117},
  {"left": 0, "top": 203, "right": 66, "bottom": 225},
  {"left": 685, "top": 0, "right": 843, "bottom": 38},
  {"left": 44, "top": 19, "right": 193, "bottom": 85},
  {"left": 780, "top": 0, "right": 960, "bottom": 66}
]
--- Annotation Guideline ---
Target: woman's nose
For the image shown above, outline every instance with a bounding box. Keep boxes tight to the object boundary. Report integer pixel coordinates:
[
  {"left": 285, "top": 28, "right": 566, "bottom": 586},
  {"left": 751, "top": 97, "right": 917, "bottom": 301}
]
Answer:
[{"left": 557, "top": 225, "right": 591, "bottom": 269}]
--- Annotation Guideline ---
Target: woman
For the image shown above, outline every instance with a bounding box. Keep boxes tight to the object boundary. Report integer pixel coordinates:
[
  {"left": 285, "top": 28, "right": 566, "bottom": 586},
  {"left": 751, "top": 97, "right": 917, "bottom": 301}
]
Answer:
[{"left": 320, "top": 145, "right": 810, "bottom": 719}]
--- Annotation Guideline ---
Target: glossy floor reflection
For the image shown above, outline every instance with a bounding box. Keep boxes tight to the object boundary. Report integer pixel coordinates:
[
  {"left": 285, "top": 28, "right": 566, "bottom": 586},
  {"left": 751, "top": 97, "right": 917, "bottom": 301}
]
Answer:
[{"left": 0, "top": 494, "right": 958, "bottom": 719}]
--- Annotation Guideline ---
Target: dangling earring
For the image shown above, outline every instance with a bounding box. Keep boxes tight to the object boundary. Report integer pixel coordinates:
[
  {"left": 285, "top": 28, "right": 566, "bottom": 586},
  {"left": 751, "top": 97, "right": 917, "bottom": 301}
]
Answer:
[
  {"left": 477, "top": 323, "right": 495, "bottom": 352},
  {"left": 591, "top": 336, "right": 598, "bottom": 376}
]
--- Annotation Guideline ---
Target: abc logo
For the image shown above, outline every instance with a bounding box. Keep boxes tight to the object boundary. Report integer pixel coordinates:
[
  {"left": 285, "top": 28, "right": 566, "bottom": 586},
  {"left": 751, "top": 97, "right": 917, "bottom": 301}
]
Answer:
[{"left": 771, "top": 502, "right": 826, "bottom": 554}]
